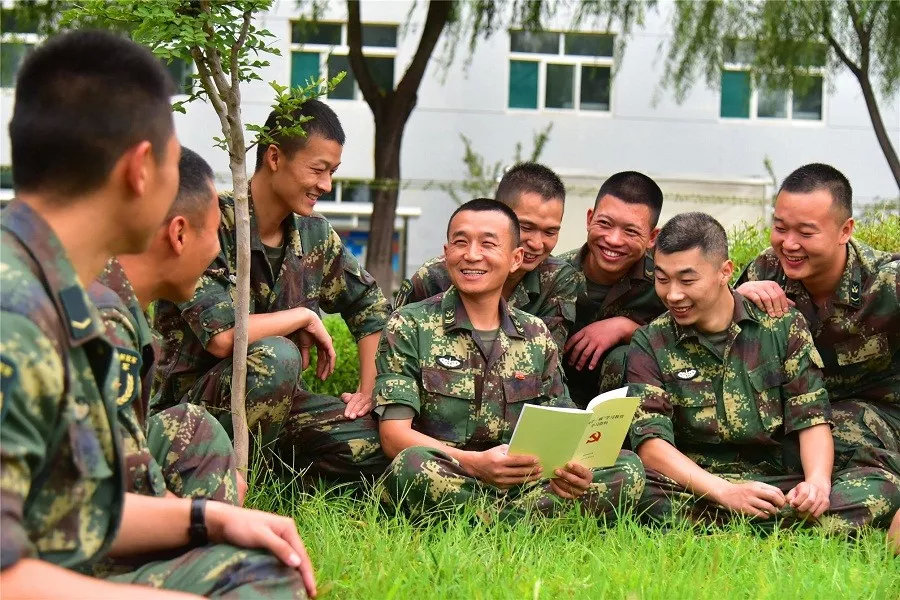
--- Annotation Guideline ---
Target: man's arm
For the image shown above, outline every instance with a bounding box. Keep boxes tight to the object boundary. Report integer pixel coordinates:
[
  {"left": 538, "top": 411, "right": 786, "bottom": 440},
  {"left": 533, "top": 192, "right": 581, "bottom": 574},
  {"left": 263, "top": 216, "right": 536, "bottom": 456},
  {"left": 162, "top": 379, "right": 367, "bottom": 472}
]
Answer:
[
  {"left": 536, "top": 263, "right": 582, "bottom": 352},
  {"left": 205, "top": 307, "right": 328, "bottom": 360},
  {"left": 339, "top": 332, "right": 379, "bottom": 418},
  {"left": 785, "top": 424, "right": 832, "bottom": 518},
  {"left": 564, "top": 316, "right": 640, "bottom": 371}
]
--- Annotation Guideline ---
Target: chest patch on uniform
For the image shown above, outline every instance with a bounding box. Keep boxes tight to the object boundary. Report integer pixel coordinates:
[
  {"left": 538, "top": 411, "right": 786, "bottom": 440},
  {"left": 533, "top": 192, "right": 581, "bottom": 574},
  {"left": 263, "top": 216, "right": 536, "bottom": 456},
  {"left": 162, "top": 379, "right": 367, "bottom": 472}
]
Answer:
[
  {"left": 116, "top": 348, "right": 142, "bottom": 408},
  {"left": 676, "top": 368, "right": 698, "bottom": 380},
  {"left": 436, "top": 355, "right": 463, "bottom": 369}
]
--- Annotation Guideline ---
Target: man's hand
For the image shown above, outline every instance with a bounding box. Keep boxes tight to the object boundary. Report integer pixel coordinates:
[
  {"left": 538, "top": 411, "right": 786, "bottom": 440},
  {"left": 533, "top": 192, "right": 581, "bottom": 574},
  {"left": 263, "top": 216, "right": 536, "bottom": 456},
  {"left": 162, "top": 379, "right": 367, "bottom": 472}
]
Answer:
[
  {"left": 465, "top": 445, "right": 543, "bottom": 488},
  {"left": 296, "top": 309, "right": 335, "bottom": 381},
  {"left": 735, "top": 281, "right": 794, "bottom": 318},
  {"left": 564, "top": 317, "right": 636, "bottom": 371},
  {"left": 550, "top": 462, "right": 591, "bottom": 499},
  {"left": 206, "top": 502, "right": 317, "bottom": 598},
  {"left": 340, "top": 390, "right": 373, "bottom": 419},
  {"left": 712, "top": 481, "right": 786, "bottom": 518},
  {"left": 786, "top": 478, "right": 831, "bottom": 519}
]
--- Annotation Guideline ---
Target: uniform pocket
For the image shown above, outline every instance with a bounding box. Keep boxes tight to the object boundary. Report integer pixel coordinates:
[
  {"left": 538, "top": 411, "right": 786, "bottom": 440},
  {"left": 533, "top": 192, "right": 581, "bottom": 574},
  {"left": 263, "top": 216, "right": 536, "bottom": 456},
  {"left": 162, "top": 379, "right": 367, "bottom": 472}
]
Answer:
[
  {"left": 748, "top": 361, "right": 784, "bottom": 431},
  {"left": 420, "top": 367, "right": 475, "bottom": 444},
  {"left": 666, "top": 379, "right": 718, "bottom": 438},
  {"left": 835, "top": 333, "right": 890, "bottom": 367},
  {"left": 502, "top": 374, "right": 543, "bottom": 430}
]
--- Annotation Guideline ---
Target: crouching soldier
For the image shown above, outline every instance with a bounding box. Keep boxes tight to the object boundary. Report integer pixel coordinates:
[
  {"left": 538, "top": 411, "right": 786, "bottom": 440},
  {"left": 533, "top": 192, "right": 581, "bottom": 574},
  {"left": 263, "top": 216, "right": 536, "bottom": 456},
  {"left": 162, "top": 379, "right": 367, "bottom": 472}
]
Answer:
[
  {"left": 376, "top": 199, "right": 645, "bottom": 520},
  {"left": 627, "top": 212, "right": 900, "bottom": 531}
]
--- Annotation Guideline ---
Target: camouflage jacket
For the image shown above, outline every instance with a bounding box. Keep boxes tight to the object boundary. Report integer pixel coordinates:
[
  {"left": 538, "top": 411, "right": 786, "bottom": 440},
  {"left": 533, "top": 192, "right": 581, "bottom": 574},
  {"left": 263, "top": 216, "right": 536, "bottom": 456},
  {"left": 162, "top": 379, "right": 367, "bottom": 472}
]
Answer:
[
  {"left": 738, "top": 239, "right": 899, "bottom": 405},
  {"left": 626, "top": 290, "right": 831, "bottom": 473},
  {"left": 153, "top": 190, "right": 391, "bottom": 407},
  {"left": 0, "top": 201, "right": 123, "bottom": 570},
  {"left": 393, "top": 255, "right": 583, "bottom": 351},
  {"left": 558, "top": 245, "right": 665, "bottom": 333},
  {"left": 88, "top": 258, "right": 167, "bottom": 497},
  {"left": 375, "top": 286, "right": 573, "bottom": 451}
]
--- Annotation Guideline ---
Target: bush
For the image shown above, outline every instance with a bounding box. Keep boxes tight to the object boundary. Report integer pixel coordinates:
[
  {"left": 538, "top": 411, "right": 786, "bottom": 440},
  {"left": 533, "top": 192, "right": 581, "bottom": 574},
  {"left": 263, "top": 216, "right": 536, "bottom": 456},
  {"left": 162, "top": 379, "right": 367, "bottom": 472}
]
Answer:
[{"left": 301, "top": 315, "right": 361, "bottom": 397}]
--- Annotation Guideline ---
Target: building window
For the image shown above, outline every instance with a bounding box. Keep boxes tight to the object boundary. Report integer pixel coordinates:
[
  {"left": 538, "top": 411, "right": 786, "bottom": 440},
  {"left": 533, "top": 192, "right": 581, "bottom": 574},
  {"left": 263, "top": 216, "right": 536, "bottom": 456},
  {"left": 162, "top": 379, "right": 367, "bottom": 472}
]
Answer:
[
  {"left": 0, "top": 8, "right": 39, "bottom": 89},
  {"left": 164, "top": 57, "right": 194, "bottom": 96},
  {"left": 289, "top": 21, "right": 397, "bottom": 100},
  {"left": 508, "top": 30, "right": 613, "bottom": 112},
  {"left": 720, "top": 41, "right": 824, "bottom": 121}
]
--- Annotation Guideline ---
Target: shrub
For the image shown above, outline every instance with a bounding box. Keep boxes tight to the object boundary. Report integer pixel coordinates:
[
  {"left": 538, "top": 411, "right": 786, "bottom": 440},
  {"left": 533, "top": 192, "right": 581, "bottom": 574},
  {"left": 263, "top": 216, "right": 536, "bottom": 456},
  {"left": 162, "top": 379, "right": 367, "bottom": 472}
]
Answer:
[{"left": 302, "top": 315, "right": 361, "bottom": 397}]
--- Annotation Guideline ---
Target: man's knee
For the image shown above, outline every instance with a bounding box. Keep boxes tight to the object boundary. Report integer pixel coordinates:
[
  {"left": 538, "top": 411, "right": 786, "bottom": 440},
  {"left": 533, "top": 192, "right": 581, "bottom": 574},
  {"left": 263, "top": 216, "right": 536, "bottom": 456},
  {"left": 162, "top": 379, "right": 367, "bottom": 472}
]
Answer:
[
  {"left": 247, "top": 336, "right": 302, "bottom": 383},
  {"left": 598, "top": 449, "right": 646, "bottom": 502}
]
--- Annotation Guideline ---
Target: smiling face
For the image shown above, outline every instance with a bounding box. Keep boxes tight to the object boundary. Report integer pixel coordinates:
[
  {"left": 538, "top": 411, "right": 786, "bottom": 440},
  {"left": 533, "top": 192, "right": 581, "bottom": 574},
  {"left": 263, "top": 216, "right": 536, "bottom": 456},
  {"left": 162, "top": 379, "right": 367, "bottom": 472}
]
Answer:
[
  {"left": 444, "top": 209, "right": 524, "bottom": 298},
  {"left": 585, "top": 194, "right": 658, "bottom": 284},
  {"left": 512, "top": 192, "right": 563, "bottom": 272},
  {"left": 770, "top": 188, "right": 853, "bottom": 283},
  {"left": 654, "top": 246, "right": 733, "bottom": 332},
  {"left": 268, "top": 134, "right": 342, "bottom": 217}
]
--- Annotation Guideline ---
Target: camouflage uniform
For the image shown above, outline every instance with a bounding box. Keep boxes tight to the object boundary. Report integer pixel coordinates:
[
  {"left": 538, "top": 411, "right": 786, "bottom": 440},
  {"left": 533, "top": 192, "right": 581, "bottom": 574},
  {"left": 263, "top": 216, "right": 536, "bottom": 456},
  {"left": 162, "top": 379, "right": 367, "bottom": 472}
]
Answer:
[
  {"left": 626, "top": 290, "right": 900, "bottom": 530},
  {"left": 89, "top": 258, "right": 238, "bottom": 503},
  {"left": 738, "top": 239, "right": 900, "bottom": 473},
  {"left": 558, "top": 246, "right": 665, "bottom": 407},
  {"left": 376, "top": 286, "right": 645, "bottom": 521},
  {"left": 153, "top": 191, "right": 389, "bottom": 479},
  {"left": 394, "top": 254, "right": 583, "bottom": 351},
  {"left": 0, "top": 201, "right": 304, "bottom": 597}
]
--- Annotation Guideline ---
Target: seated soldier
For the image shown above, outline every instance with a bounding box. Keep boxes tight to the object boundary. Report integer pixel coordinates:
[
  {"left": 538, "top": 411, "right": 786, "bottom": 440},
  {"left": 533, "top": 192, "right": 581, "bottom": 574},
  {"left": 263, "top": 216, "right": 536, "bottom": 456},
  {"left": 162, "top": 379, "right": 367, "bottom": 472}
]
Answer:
[
  {"left": 627, "top": 212, "right": 900, "bottom": 532},
  {"left": 395, "top": 162, "right": 582, "bottom": 351},
  {"left": 736, "top": 164, "right": 899, "bottom": 475},
  {"left": 153, "top": 100, "right": 388, "bottom": 479},
  {"left": 1, "top": 30, "right": 314, "bottom": 598},
  {"left": 559, "top": 172, "right": 666, "bottom": 408},
  {"left": 377, "top": 198, "right": 645, "bottom": 520},
  {"left": 89, "top": 147, "right": 273, "bottom": 507}
]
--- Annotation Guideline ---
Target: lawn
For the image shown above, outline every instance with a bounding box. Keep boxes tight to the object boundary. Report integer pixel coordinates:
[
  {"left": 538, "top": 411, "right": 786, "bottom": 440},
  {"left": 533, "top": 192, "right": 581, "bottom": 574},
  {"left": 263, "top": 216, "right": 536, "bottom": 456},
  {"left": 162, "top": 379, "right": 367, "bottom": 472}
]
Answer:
[{"left": 246, "top": 476, "right": 899, "bottom": 599}]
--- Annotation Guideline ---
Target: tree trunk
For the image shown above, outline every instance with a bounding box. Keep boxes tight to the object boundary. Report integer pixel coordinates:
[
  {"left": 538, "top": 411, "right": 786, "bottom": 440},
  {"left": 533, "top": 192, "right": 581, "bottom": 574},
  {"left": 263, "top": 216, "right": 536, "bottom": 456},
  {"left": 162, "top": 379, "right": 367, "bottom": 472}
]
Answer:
[
  {"left": 854, "top": 73, "right": 900, "bottom": 194},
  {"left": 229, "top": 160, "right": 251, "bottom": 472},
  {"left": 367, "top": 114, "right": 404, "bottom": 295}
]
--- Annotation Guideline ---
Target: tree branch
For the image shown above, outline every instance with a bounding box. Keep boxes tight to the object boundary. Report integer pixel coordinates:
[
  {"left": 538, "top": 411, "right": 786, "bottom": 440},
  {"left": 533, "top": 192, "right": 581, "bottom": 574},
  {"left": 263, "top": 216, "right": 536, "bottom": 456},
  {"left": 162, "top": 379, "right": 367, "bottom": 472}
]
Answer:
[
  {"left": 231, "top": 8, "right": 252, "bottom": 93},
  {"left": 821, "top": 7, "right": 861, "bottom": 77},
  {"left": 846, "top": 0, "right": 870, "bottom": 70},
  {"left": 191, "top": 47, "right": 231, "bottom": 135},
  {"left": 346, "top": 0, "right": 383, "bottom": 109},
  {"left": 199, "top": 0, "right": 233, "bottom": 100},
  {"left": 395, "top": 0, "right": 452, "bottom": 100}
]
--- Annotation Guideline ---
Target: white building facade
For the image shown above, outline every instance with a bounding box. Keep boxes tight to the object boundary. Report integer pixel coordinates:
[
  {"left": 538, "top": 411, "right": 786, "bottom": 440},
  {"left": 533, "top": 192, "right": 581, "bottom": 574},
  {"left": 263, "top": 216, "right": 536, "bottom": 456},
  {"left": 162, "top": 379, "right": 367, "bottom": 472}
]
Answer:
[{"left": 1, "top": 0, "right": 898, "bottom": 277}]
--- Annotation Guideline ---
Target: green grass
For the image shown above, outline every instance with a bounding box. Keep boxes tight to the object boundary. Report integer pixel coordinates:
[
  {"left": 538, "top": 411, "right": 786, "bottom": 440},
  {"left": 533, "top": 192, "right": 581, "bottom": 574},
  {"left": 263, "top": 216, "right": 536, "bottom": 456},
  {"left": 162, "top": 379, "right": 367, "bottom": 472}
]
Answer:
[{"left": 245, "top": 478, "right": 900, "bottom": 599}]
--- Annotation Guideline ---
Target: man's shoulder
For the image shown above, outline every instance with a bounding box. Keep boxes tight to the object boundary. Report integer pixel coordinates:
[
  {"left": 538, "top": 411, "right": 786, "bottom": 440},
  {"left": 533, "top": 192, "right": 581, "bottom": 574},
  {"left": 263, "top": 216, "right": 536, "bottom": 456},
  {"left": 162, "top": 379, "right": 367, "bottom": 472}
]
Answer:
[
  {"left": 531, "top": 255, "right": 581, "bottom": 283},
  {"left": 853, "top": 239, "right": 899, "bottom": 292},
  {"left": 556, "top": 246, "right": 582, "bottom": 268},
  {"left": 0, "top": 238, "right": 61, "bottom": 338},
  {"left": 296, "top": 211, "right": 337, "bottom": 242},
  {"left": 508, "top": 306, "right": 555, "bottom": 345},
  {"left": 741, "top": 247, "right": 782, "bottom": 281},
  {"left": 638, "top": 312, "right": 678, "bottom": 346},
  {"left": 393, "top": 293, "right": 445, "bottom": 321}
]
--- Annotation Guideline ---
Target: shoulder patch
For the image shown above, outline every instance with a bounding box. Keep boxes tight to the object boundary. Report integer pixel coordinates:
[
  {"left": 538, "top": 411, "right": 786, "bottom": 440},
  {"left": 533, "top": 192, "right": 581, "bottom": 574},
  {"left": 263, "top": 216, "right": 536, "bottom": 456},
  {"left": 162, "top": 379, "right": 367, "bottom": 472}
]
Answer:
[
  {"left": 115, "top": 348, "right": 142, "bottom": 408},
  {"left": 0, "top": 355, "right": 17, "bottom": 423}
]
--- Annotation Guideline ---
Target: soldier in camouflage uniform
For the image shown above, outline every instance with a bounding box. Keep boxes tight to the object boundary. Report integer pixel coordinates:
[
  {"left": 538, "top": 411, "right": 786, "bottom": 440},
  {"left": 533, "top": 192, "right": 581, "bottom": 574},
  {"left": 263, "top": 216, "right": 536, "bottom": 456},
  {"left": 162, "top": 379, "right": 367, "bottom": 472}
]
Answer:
[
  {"left": 737, "top": 164, "right": 899, "bottom": 479},
  {"left": 559, "top": 171, "right": 666, "bottom": 408},
  {"left": 377, "top": 199, "right": 645, "bottom": 520},
  {"left": 627, "top": 213, "right": 900, "bottom": 531},
  {"left": 395, "top": 162, "right": 582, "bottom": 351},
  {"left": 1, "top": 31, "right": 313, "bottom": 598},
  {"left": 154, "top": 101, "right": 389, "bottom": 480},
  {"left": 88, "top": 147, "right": 239, "bottom": 505}
]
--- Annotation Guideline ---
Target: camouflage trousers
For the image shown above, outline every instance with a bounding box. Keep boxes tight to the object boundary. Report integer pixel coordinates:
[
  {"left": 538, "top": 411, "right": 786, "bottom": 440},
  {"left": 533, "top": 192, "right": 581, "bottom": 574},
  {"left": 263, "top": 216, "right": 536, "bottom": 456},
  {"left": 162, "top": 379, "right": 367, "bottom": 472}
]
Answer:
[
  {"left": 104, "top": 544, "right": 305, "bottom": 599},
  {"left": 178, "top": 336, "right": 387, "bottom": 480},
  {"left": 564, "top": 344, "right": 628, "bottom": 409},
  {"left": 830, "top": 400, "right": 900, "bottom": 476},
  {"left": 382, "top": 446, "right": 645, "bottom": 522},
  {"left": 638, "top": 458, "right": 900, "bottom": 531}
]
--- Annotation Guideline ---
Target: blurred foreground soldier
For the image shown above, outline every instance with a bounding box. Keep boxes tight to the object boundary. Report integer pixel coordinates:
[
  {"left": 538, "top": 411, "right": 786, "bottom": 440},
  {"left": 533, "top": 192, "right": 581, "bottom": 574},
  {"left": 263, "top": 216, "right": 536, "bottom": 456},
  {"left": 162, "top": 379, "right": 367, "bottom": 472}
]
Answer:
[
  {"left": 737, "top": 164, "right": 899, "bottom": 474},
  {"left": 559, "top": 172, "right": 666, "bottom": 408},
  {"left": 376, "top": 199, "right": 645, "bottom": 520},
  {"left": 88, "top": 147, "right": 241, "bottom": 507},
  {"left": 395, "top": 162, "right": 582, "bottom": 350},
  {"left": 153, "top": 100, "right": 389, "bottom": 479},
  {"left": 627, "top": 213, "right": 900, "bottom": 531},
  {"left": 0, "top": 30, "right": 315, "bottom": 598}
]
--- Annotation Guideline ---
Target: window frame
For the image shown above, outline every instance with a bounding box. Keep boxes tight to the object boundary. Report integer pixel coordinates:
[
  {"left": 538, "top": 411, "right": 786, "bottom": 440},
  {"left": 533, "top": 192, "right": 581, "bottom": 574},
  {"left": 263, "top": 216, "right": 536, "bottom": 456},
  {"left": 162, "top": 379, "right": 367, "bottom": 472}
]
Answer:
[
  {"left": 507, "top": 29, "right": 615, "bottom": 115},
  {"left": 0, "top": 29, "right": 39, "bottom": 90},
  {"left": 288, "top": 21, "right": 398, "bottom": 101},
  {"left": 720, "top": 57, "right": 826, "bottom": 125}
]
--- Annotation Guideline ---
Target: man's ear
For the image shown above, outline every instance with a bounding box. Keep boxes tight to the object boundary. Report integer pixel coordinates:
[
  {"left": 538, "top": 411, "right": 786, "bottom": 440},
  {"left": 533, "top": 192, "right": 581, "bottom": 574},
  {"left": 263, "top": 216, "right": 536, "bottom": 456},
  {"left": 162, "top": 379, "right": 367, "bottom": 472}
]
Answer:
[
  {"left": 721, "top": 259, "right": 734, "bottom": 285},
  {"left": 265, "top": 144, "right": 280, "bottom": 173},
  {"left": 122, "top": 140, "right": 154, "bottom": 199},
  {"left": 586, "top": 208, "right": 594, "bottom": 230},
  {"left": 647, "top": 226, "right": 660, "bottom": 248},
  {"left": 167, "top": 216, "right": 188, "bottom": 256},
  {"left": 838, "top": 217, "right": 854, "bottom": 245},
  {"left": 510, "top": 246, "right": 525, "bottom": 273}
]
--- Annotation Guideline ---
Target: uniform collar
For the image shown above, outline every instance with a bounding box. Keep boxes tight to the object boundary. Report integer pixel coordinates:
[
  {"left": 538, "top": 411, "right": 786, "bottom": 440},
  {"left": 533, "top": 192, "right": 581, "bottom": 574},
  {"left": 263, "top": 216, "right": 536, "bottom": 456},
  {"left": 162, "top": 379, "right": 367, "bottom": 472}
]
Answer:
[
  {"left": 100, "top": 258, "right": 155, "bottom": 350},
  {"left": 1, "top": 200, "right": 106, "bottom": 346},
  {"left": 246, "top": 184, "right": 305, "bottom": 258},
  {"left": 782, "top": 241, "right": 864, "bottom": 308},
  {"left": 508, "top": 267, "right": 541, "bottom": 306},
  {"left": 673, "top": 289, "right": 758, "bottom": 344},
  {"left": 440, "top": 286, "right": 524, "bottom": 339}
]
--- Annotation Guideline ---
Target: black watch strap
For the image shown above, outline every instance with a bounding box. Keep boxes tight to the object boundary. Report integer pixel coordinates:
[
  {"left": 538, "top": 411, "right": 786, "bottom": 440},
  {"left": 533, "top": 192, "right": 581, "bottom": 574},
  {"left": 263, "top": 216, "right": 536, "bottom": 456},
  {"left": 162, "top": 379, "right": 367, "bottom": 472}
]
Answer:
[{"left": 188, "top": 497, "right": 209, "bottom": 547}]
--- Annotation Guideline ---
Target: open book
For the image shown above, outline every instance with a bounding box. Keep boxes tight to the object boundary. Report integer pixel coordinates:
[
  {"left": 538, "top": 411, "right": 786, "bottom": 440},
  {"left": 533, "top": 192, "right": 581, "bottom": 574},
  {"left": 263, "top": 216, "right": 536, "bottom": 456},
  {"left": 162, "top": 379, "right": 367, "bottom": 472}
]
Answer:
[{"left": 507, "top": 387, "right": 640, "bottom": 472}]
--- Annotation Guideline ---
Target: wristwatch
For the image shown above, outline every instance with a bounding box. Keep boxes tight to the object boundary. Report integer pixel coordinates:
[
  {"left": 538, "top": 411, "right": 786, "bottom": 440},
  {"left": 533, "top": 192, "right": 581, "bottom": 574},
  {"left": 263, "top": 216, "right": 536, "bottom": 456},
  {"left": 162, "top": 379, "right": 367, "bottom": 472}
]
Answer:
[{"left": 188, "top": 497, "right": 209, "bottom": 547}]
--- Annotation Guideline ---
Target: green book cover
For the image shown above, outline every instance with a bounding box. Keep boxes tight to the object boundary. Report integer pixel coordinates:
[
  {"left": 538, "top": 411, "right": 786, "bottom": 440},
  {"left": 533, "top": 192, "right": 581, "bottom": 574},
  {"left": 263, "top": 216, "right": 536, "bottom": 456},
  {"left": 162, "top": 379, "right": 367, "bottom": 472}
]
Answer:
[{"left": 507, "top": 387, "right": 640, "bottom": 472}]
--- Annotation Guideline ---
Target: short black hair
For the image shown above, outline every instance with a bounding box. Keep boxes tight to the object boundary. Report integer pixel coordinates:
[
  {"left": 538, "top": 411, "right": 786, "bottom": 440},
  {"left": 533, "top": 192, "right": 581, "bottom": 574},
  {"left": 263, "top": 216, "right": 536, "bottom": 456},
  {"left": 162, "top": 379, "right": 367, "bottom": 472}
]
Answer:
[
  {"left": 495, "top": 162, "right": 566, "bottom": 207},
  {"left": 10, "top": 30, "right": 175, "bottom": 196},
  {"left": 655, "top": 212, "right": 728, "bottom": 263},
  {"left": 166, "top": 146, "right": 215, "bottom": 225},
  {"left": 447, "top": 198, "right": 521, "bottom": 248},
  {"left": 595, "top": 171, "right": 664, "bottom": 227},
  {"left": 779, "top": 163, "right": 852, "bottom": 220},
  {"left": 254, "top": 98, "right": 346, "bottom": 171}
]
